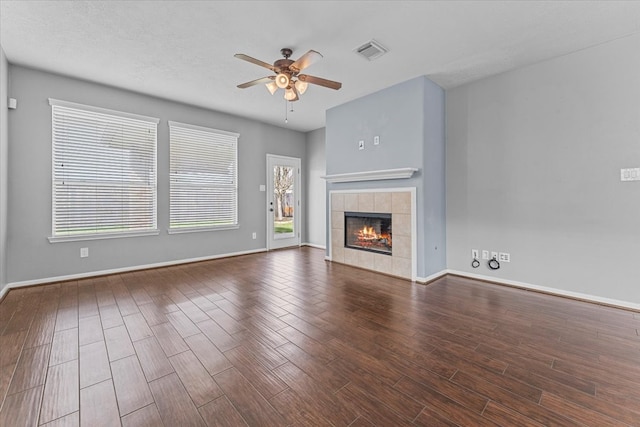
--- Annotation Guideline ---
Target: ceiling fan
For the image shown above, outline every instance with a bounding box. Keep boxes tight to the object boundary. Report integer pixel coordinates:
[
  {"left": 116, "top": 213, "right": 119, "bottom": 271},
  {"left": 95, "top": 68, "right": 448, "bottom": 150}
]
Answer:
[{"left": 234, "top": 48, "right": 342, "bottom": 101}]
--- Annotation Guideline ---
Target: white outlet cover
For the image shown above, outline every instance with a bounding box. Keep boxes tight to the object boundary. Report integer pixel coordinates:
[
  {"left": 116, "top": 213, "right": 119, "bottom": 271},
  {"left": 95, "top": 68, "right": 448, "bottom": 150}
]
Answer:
[
  {"left": 358, "top": 140, "right": 365, "bottom": 150},
  {"left": 499, "top": 252, "right": 511, "bottom": 262},
  {"left": 471, "top": 249, "right": 479, "bottom": 259},
  {"left": 482, "top": 250, "right": 489, "bottom": 260},
  {"left": 259, "top": 184, "right": 266, "bottom": 192},
  {"left": 621, "top": 167, "right": 640, "bottom": 181},
  {"left": 491, "top": 251, "right": 498, "bottom": 260},
  {"left": 374, "top": 136, "right": 380, "bottom": 145}
]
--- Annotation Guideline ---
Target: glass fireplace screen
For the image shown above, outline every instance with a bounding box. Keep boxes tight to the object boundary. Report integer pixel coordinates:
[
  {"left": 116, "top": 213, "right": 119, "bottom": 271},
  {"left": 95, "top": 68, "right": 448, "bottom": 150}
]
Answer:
[{"left": 344, "top": 212, "right": 392, "bottom": 255}]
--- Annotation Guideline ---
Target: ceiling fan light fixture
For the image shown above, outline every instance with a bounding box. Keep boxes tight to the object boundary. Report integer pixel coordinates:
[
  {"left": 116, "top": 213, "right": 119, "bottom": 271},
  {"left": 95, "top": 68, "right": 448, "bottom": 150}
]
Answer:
[
  {"left": 294, "top": 80, "right": 308, "bottom": 95},
  {"left": 284, "top": 87, "right": 298, "bottom": 101},
  {"left": 275, "top": 73, "right": 290, "bottom": 89},
  {"left": 265, "top": 81, "right": 278, "bottom": 95}
]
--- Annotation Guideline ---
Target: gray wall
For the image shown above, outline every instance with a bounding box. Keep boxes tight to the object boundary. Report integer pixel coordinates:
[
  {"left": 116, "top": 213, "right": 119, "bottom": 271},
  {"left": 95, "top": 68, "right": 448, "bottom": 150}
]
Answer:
[
  {"left": 7, "top": 65, "right": 306, "bottom": 284},
  {"left": 0, "top": 47, "right": 8, "bottom": 291},
  {"left": 446, "top": 33, "right": 640, "bottom": 304},
  {"left": 325, "top": 76, "right": 446, "bottom": 278},
  {"left": 305, "top": 127, "right": 326, "bottom": 248}
]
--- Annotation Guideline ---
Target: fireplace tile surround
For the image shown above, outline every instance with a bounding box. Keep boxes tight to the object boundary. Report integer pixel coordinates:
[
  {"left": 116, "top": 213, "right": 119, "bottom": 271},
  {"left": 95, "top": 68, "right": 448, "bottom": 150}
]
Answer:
[{"left": 329, "top": 189, "right": 416, "bottom": 280}]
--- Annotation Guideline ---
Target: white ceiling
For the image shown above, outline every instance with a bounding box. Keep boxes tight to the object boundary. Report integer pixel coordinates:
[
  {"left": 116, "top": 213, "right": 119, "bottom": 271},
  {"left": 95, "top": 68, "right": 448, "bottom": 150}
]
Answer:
[{"left": 1, "top": 1, "right": 640, "bottom": 132}]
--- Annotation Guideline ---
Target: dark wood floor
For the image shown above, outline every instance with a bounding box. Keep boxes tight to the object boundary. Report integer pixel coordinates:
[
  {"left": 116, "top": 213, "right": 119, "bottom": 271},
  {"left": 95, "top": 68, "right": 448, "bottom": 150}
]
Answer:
[{"left": 0, "top": 247, "right": 639, "bottom": 426}]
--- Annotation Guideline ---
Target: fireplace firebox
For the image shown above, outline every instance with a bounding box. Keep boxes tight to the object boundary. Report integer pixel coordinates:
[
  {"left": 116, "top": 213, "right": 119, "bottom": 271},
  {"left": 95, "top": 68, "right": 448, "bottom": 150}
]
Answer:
[{"left": 344, "top": 212, "right": 392, "bottom": 255}]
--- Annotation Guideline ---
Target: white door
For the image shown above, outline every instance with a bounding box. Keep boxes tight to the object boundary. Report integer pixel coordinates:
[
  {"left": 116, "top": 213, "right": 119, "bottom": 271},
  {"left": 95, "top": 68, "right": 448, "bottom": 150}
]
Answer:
[{"left": 267, "top": 154, "right": 301, "bottom": 250}]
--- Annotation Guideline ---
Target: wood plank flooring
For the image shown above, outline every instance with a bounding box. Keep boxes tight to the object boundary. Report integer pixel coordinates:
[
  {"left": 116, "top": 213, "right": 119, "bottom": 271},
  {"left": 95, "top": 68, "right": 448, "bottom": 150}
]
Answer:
[{"left": 1, "top": 247, "right": 639, "bottom": 426}]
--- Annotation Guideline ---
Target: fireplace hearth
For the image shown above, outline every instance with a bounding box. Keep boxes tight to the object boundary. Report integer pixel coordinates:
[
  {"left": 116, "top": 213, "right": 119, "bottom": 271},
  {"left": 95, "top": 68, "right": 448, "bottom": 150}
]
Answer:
[{"left": 344, "top": 212, "right": 392, "bottom": 255}]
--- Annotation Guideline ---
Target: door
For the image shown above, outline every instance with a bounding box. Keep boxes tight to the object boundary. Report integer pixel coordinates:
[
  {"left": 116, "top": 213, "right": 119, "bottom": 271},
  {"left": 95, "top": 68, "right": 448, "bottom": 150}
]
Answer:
[{"left": 267, "top": 154, "right": 301, "bottom": 250}]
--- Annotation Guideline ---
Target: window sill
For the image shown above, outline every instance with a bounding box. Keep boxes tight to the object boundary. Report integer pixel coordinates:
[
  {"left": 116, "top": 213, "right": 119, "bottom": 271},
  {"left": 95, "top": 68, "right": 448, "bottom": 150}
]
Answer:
[
  {"left": 168, "top": 225, "right": 240, "bottom": 235},
  {"left": 48, "top": 229, "right": 160, "bottom": 243}
]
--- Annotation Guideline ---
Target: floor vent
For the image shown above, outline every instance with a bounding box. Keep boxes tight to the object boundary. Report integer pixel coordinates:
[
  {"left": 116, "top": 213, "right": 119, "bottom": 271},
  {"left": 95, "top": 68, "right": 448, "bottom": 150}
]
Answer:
[{"left": 354, "top": 39, "right": 388, "bottom": 61}]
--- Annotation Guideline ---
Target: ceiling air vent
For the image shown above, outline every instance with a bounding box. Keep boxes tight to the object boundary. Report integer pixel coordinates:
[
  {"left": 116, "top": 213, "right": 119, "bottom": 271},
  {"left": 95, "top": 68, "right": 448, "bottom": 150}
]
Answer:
[{"left": 354, "top": 39, "right": 388, "bottom": 61}]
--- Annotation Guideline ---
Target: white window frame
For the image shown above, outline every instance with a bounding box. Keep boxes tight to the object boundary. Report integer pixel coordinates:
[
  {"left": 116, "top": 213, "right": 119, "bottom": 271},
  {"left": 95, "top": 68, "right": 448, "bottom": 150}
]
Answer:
[
  {"left": 168, "top": 121, "right": 239, "bottom": 234},
  {"left": 48, "top": 99, "right": 160, "bottom": 243}
]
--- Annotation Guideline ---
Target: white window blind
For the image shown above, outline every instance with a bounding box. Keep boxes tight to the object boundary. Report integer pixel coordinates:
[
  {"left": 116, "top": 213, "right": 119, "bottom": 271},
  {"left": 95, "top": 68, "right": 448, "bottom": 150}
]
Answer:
[
  {"left": 49, "top": 99, "right": 159, "bottom": 241},
  {"left": 169, "top": 121, "right": 239, "bottom": 231}
]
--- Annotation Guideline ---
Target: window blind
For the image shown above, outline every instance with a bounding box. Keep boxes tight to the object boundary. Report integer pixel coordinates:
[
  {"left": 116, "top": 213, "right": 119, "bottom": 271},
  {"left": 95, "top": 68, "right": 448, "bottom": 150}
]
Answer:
[
  {"left": 169, "top": 121, "right": 239, "bottom": 231},
  {"left": 50, "top": 99, "right": 158, "bottom": 240}
]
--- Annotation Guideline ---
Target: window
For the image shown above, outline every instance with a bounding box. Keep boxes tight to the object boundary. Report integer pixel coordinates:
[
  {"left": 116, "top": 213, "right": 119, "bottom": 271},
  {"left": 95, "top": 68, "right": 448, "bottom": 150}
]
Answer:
[
  {"left": 169, "top": 121, "right": 238, "bottom": 232},
  {"left": 49, "top": 99, "right": 159, "bottom": 242}
]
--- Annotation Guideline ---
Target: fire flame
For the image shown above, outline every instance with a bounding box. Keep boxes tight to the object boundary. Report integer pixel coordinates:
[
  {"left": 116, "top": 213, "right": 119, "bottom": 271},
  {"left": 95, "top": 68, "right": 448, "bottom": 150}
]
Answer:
[
  {"left": 356, "top": 226, "right": 391, "bottom": 246},
  {"left": 348, "top": 221, "right": 392, "bottom": 251},
  {"left": 358, "top": 226, "right": 379, "bottom": 240}
]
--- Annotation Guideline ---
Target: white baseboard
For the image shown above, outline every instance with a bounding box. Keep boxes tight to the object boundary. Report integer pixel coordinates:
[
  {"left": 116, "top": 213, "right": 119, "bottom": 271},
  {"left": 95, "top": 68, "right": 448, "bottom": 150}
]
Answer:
[
  {"left": 447, "top": 269, "right": 640, "bottom": 312},
  {"left": 0, "top": 248, "right": 267, "bottom": 300},
  {"left": 302, "top": 243, "right": 326, "bottom": 250},
  {"left": 4, "top": 252, "right": 637, "bottom": 312},
  {"left": 415, "top": 270, "right": 448, "bottom": 284}
]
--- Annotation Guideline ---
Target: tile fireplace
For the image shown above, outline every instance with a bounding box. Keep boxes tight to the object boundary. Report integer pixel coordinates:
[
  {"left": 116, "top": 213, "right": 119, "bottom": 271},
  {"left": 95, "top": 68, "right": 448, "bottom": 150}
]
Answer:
[{"left": 329, "top": 189, "right": 416, "bottom": 280}]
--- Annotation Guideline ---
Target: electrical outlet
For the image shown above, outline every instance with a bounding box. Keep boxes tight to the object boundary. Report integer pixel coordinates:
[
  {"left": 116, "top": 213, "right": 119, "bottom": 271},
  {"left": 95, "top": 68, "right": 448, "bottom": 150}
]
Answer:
[
  {"left": 80, "top": 247, "right": 88, "bottom": 258},
  {"left": 620, "top": 167, "right": 640, "bottom": 181},
  {"left": 471, "top": 249, "right": 479, "bottom": 259},
  {"left": 499, "top": 252, "right": 511, "bottom": 262},
  {"left": 482, "top": 250, "right": 489, "bottom": 260},
  {"left": 491, "top": 251, "right": 498, "bottom": 260},
  {"left": 358, "top": 140, "right": 365, "bottom": 150},
  {"left": 252, "top": 232, "right": 257, "bottom": 239},
  {"left": 373, "top": 135, "right": 380, "bottom": 145}
]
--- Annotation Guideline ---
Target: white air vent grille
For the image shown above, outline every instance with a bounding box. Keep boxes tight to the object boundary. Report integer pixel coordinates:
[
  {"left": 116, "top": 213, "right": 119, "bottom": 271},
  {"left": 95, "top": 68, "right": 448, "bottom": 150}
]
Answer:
[{"left": 355, "top": 39, "right": 388, "bottom": 61}]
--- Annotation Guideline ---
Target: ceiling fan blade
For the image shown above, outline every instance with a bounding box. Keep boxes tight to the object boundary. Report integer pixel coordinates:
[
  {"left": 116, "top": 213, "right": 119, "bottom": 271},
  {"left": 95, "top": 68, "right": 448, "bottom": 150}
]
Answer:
[
  {"left": 237, "top": 76, "right": 275, "bottom": 89},
  {"left": 234, "top": 54, "right": 276, "bottom": 72},
  {"left": 298, "top": 74, "right": 342, "bottom": 90},
  {"left": 290, "top": 50, "right": 323, "bottom": 72}
]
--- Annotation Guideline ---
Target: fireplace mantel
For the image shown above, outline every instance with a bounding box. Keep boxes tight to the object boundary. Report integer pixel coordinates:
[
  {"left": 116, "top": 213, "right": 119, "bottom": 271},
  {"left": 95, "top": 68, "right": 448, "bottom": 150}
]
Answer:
[{"left": 321, "top": 167, "right": 418, "bottom": 183}]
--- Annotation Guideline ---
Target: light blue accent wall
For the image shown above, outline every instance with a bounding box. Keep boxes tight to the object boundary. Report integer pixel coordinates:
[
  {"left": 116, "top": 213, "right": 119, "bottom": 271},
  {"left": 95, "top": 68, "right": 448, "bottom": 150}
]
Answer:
[
  {"left": 326, "top": 78, "right": 424, "bottom": 175},
  {"left": 325, "top": 76, "right": 446, "bottom": 278},
  {"left": 422, "top": 77, "right": 447, "bottom": 275}
]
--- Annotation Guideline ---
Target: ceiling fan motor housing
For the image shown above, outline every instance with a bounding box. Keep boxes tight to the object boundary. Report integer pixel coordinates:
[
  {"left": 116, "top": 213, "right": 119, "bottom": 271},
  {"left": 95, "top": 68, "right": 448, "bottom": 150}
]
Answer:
[
  {"left": 275, "top": 49, "right": 296, "bottom": 90},
  {"left": 280, "top": 48, "right": 293, "bottom": 59},
  {"left": 274, "top": 59, "right": 295, "bottom": 74}
]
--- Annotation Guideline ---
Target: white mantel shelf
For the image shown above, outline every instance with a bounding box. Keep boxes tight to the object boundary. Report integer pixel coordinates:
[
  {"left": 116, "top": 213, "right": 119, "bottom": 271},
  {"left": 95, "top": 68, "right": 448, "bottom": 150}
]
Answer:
[{"left": 321, "top": 168, "right": 419, "bottom": 183}]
